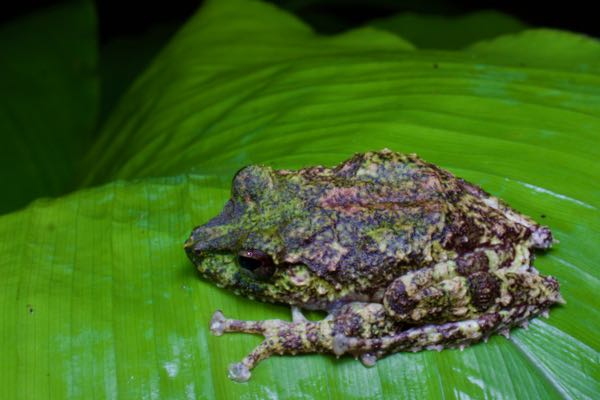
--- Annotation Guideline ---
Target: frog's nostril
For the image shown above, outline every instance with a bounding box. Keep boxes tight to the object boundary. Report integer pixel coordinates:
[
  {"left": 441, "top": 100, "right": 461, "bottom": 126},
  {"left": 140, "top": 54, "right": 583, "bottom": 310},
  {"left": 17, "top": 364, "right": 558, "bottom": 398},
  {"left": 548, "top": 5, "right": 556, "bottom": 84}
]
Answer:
[{"left": 184, "top": 235, "right": 205, "bottom": 263}]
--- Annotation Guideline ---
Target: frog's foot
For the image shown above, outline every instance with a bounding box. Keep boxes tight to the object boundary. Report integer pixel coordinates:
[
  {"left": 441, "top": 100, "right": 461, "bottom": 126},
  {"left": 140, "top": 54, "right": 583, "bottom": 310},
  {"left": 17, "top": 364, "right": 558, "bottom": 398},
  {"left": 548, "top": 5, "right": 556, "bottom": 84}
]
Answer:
[
  {"left": 210, "top": 310, "right": 269, "bottom": 337},
  {"left": 209, "top": 310, "right": 326, "bottom": 382}
]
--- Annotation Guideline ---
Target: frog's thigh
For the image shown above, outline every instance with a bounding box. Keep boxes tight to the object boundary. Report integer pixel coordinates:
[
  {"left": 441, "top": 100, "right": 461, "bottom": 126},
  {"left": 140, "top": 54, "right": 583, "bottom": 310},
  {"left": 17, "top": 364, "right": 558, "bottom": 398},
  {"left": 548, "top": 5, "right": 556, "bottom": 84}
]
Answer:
[
  {"left": 382, "top": 265, "right": 472, "bottom": 323},
  {"left": 383, "top": 266, "right": 561, "bottom": 323}
]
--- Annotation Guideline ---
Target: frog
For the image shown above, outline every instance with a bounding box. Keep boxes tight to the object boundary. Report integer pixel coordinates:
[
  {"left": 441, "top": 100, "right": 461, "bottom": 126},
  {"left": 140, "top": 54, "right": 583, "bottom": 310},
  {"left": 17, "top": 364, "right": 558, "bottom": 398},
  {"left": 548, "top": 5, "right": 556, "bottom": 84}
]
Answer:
[{"left": 184, "top": 149, "right": 563, "bottom": 382}]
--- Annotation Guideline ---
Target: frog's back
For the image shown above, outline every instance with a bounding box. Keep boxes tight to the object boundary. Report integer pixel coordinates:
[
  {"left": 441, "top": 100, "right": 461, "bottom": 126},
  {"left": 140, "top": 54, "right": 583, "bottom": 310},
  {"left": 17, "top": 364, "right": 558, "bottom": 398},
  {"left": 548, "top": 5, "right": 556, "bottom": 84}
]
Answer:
[
  {"left": 276, "top": 149, "right": 540, "bottom": 292},
  {"left": 278, "top": 150, "right": 461, "bottom": 287}
]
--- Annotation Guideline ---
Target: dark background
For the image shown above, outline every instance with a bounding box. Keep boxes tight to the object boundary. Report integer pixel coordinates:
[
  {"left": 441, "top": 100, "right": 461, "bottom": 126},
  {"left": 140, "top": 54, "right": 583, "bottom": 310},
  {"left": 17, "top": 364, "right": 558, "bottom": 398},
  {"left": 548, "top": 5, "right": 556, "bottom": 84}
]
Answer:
[{"left": 3, "top": 0, "right": 600, "bottom": 43}]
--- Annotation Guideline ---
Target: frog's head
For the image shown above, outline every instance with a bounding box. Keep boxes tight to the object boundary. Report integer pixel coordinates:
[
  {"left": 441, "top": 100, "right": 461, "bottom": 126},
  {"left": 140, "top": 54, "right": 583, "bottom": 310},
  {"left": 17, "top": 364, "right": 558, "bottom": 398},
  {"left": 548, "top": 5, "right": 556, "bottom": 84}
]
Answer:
[{"left": 184, "top": 165, "right": 351, "bottom": 309}]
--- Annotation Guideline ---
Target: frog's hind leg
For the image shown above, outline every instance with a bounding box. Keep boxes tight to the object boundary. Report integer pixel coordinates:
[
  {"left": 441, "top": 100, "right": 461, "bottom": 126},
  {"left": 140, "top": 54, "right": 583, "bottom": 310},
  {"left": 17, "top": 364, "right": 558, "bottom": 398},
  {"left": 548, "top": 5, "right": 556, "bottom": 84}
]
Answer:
[
  {"left": 334, "top": 301, "right": 556, "bottom": 360},
  {"left": 459, "top": 180, "right": 554, "bottom": 249},
  {"left": 383, "top": 263, "right": 563, "bottom": 324}
]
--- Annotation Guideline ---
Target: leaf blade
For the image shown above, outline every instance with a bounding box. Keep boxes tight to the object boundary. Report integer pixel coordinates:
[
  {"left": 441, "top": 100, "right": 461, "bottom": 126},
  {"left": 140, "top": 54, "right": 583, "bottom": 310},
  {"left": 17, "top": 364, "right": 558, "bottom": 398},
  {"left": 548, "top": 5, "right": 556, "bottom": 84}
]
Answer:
[{"left": 0, "top": 0, "right": 98, "bottom": 214}]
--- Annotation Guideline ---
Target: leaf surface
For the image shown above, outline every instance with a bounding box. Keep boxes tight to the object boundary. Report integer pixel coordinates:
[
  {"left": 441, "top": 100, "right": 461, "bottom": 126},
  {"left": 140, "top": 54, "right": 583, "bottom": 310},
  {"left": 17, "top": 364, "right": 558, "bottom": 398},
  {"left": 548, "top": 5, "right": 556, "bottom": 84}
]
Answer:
[{"left": 0, "top": 0, "right": 97, "bottom": 214}]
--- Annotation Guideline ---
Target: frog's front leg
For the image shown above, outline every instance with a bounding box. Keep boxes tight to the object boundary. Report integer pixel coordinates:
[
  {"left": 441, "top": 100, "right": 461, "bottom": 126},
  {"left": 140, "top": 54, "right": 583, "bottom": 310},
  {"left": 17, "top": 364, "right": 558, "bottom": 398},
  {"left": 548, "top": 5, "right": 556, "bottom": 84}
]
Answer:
[{"left": 210, "top": 310, "right": 333, "bottom": 382}]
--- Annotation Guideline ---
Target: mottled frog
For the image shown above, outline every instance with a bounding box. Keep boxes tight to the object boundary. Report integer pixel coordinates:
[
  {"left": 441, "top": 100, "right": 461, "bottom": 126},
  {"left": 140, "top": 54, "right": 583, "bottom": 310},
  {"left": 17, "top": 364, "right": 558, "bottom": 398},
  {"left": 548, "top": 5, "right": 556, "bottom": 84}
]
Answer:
[{"left": 184, "top": 149, "right": 562, "bottom": 382}]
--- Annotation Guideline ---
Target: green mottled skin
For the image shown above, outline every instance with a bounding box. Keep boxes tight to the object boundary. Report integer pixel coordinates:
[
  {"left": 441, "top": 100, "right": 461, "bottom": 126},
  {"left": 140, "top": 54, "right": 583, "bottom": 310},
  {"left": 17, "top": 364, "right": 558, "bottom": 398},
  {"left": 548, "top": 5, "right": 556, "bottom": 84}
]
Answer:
[{"left": 185, "top": 149, "right": 562, "bottom": 382}]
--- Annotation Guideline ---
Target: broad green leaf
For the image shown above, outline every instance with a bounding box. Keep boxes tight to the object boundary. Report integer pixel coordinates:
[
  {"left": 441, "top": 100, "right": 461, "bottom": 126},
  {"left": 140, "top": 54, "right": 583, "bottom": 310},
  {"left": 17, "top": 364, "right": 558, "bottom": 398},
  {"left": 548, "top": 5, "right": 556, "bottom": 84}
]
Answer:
[
  {"left": 370, "top": 11, "right": 527, "bottom": 49},
  {"left": 2, "top": 0, "right": 600, "bottom": 398},
  {"left": 99, "top": 23, "right": 179, "bottom": 122},
  {"left": 0, "top": 0, "right": 98, "bottom": 215}
]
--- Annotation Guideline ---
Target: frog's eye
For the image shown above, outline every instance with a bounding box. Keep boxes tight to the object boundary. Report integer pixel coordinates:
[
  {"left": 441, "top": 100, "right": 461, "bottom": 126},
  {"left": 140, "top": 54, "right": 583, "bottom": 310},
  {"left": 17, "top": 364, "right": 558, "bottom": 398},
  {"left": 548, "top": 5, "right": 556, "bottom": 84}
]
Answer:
[{"left": 238, "top": 249, "right": 276, "bottom": 280}]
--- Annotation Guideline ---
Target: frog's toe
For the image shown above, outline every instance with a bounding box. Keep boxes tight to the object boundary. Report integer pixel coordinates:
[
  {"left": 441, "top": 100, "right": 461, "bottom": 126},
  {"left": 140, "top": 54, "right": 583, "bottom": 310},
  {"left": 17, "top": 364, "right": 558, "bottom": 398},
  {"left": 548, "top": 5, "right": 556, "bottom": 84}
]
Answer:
[
  {"left": 426, "top": 344, "right": 444, "bottom": 352},
  {"left": 210, "top": 310, "right": 226, "bottom": 336},
  {"left": 531, "top": 226, "right": 554, "bottom": 249},
  {"left": 332, "top": 334, "right": 346, "bottom": 356},
  {"left": 332, "top": 333, "right": 350, "bottom": 356},
  {"left": 228, "top": 362, "right": 251, "bottom": 382},
  {"left": 291, "top": 306, "right": 308, "bottom": 323},
  {"left": 359, "top": 353, "right": 378, "bottom": 367}
]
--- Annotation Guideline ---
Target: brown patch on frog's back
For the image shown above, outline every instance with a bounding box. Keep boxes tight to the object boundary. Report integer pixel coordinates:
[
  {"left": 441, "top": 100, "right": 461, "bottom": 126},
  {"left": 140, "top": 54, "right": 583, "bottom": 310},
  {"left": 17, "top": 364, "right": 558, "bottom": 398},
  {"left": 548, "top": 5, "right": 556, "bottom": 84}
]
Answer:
[
  {"left": 318, "top": 186, "right": 363, "bottom": 214},
  {"left": 319, "top": 193, "right": 448, "bottom": 216}
]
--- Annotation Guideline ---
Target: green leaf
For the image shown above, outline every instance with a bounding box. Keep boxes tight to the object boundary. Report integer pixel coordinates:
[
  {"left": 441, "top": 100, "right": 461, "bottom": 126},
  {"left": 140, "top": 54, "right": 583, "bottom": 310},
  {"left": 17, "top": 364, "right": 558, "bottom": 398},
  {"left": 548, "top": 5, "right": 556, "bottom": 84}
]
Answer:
[
  {"left": 0, "top": 0, "right": 98, "bottom": 214},
  {"left": 370, "top": 10, "right": 528, "bottom": 49},
  {"left": 466, "top": 29, "right": 600, "bottom": 70},
  {"left": 1, "top": 0, "right": 599, "bottom": 398},
  {"left": 98, "top": 23, "right": 179, "bottom": 122}
]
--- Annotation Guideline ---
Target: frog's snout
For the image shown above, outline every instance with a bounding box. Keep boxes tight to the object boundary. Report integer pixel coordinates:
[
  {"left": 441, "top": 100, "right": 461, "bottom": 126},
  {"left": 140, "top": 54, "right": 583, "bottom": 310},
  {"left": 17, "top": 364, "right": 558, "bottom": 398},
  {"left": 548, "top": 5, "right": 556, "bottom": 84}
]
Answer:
[
  {"left": 184, "top": 234, "right": 203, "bottom": 264},
  {"left": 184, "top": 234, "right": 196, "bottom": 254},
  {"left": 184, "top": 236, "right": 193, "bottom": 249}
]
